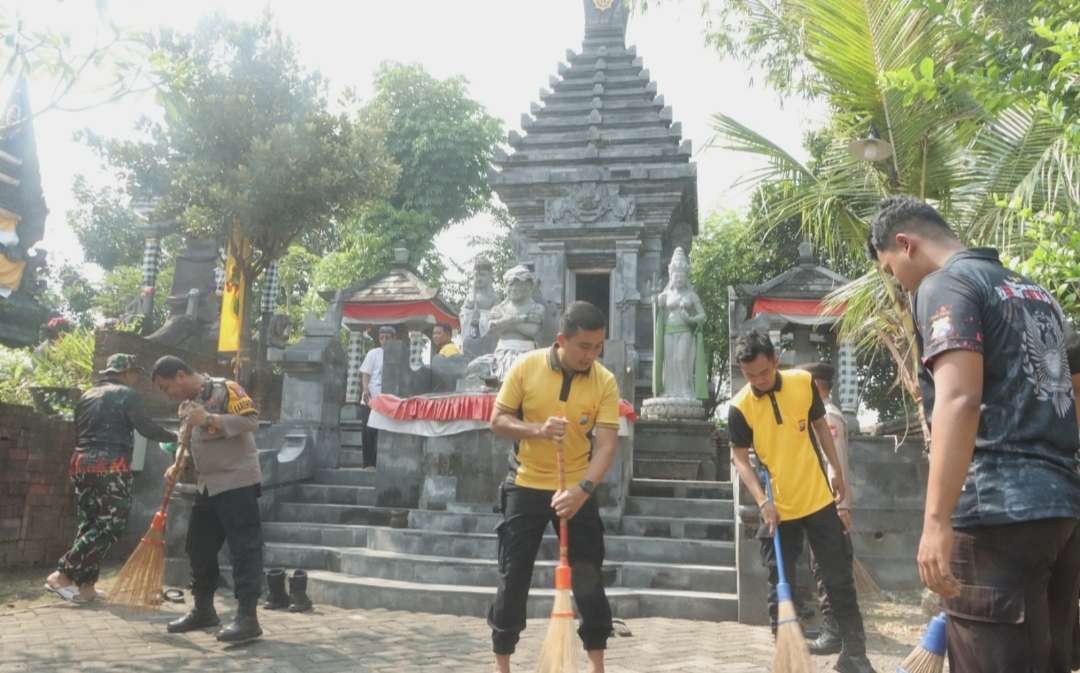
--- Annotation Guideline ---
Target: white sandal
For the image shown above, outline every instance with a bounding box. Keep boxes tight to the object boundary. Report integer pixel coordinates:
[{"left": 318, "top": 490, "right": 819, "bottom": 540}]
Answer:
[{"left": 44, "top": 582, "right": 80, "bottom": 602}]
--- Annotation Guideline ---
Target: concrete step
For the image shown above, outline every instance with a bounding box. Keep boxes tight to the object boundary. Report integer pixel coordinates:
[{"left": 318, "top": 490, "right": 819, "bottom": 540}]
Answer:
[
  {"left": 625, "top": 496, "right": 733, "bottom": 519},
  {"left": 262, "top": 542, "right": 737, "bottom": 593},
  {"left": 313, "top": 468, "right": 376, "bottom": 487},
  {"left": 366, "top": 526, "right": 735, "bottom": 566},
  {"left": 290, "top": 484, "right": 377, "bottom": 506},
  {"left": 338, "top": 449, "right": 367, "bottom": 468},
  {"left": 629, "top": 478, "right": 733, "bottom": 500},
  {"left": 620, "top": 516, "right": 734, "bottom": 541},
  {"left": 303, "top": 571, "right": 737, "bottom": 621},
  {"left": 262, "top": 522, "right": 735, "bottom": 566},
  {"left": 408, "top": 509, "right": 620, "bottom": 535},
  {"left": 274, "top": 503, "right": 406, "bottom": 527}
]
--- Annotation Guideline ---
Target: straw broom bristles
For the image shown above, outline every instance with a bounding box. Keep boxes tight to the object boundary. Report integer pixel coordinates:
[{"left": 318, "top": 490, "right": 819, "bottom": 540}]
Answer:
[
  {"left": 109, "top": 421, "right": 191, "bottom": 610},
  {"left": 853, "top": 557, "right": 884, "bottom": 599},
  {"left": 535, "top": 587, "right": 578, "bottom": 673},
  {"left": 898, "top": 613, "right": 947, "bottom": 673},
  {"left": 774, "top": 598, "right": 815, "bottom": 673}
]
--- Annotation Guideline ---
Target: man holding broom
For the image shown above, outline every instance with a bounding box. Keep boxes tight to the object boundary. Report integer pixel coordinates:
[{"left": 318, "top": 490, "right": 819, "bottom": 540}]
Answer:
[
  {"left": 151, "top": 355, "right": 265, "bottom": 643},
  {"left": 867, "top": 195, "right": 1080, "bottom": 673},
  {"left": 45, "top": 353, "right": 177, "bottom": 603},
  {"left": 729, "top": 332, "right": 877, "bottom": 673},
  {"left": 489, "top": 301, "right": 619, "bottom": 673}
]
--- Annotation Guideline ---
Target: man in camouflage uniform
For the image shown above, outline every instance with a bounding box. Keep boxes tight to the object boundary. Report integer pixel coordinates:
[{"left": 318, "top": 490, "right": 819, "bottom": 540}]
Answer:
[
  {"left": 45, "top": 353, "right": 177, "bottom": 603},
  {"left": 152, "top": 355, "right": 265, "bottom": 643}
]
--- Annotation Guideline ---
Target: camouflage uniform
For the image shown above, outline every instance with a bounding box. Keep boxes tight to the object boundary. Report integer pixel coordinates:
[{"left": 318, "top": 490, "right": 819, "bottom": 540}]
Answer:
[{"left": 57, "top": 353, "right": 175, "bottom": 586}]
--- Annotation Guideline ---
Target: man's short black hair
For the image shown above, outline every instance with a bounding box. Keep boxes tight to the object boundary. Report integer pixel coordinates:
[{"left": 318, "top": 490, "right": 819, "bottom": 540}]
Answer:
[
  {"left": 1066, "top": 328, "right": 1080, "bottom": 376},
  {"left": 434, "top": 322, "right": 452, "bottom": 334},
  {"left": 151, "top": 355, "right": 194, "bottom": 381},
  {"left": 735, "top": 330, "right": 776, "bottom": 363},
  {"left": 866, "top": 195, "right": 956, "bottom": 261},
  {"left": 798, "top": 361, "right": 835, "bottom": 389},
  {"left": 560, "top": 301, "right": 606, "bottom": 337}
]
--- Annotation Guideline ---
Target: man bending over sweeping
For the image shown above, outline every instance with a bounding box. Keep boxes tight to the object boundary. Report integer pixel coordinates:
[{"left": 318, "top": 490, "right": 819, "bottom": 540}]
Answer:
[
  {"left": 488, "top": 301, "right": 620, "bottom": 673},
  {"left": 46, "top": 353, "right": 177, "bottom": 603},
  {"left": 152, "top": 355, "right": 265, "bottom": 643},
  {"left": 729, "top": 331, "right": 877, "bottom": 673}
]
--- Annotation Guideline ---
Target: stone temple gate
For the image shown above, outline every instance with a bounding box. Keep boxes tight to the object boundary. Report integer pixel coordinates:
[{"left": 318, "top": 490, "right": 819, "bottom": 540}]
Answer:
[{"left": 491, "top": 0, "right": 697, "bottom": 402}]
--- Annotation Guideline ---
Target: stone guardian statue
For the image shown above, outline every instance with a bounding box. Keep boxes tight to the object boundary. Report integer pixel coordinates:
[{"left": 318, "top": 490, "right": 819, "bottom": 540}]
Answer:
[{"left": 487, "top": 265, "right": 544, "bottom": 380}]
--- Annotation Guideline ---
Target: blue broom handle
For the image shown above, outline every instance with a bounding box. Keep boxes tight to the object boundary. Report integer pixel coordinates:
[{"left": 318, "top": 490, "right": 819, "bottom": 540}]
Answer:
[{"left": 763, "top": 471, "right": 790, "bottom": 587}]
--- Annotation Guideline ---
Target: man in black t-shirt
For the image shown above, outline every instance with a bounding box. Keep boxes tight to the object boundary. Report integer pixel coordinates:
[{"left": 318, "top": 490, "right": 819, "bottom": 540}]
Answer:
[{"left": 867, "top": 195, "right": 1080, "bottom": 673}]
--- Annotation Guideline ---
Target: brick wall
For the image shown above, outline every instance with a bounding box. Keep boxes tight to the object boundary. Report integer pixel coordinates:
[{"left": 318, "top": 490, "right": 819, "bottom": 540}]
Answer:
[{"left": 0, "top": 403, "right": 76, "bottom": 568}]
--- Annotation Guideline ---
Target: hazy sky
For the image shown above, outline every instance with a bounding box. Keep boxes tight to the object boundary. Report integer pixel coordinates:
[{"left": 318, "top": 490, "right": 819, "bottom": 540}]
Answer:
[{"left": 15, "top": 0, "right": 825, "bottom": 279}]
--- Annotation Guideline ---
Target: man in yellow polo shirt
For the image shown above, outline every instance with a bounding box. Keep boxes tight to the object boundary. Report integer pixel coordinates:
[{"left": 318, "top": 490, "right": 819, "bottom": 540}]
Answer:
[
  {"left": 432, "top": 322, "right": 460, "bottom": 357},
  {"left": 729, "top": 331, "right": 876, "bottom": 673},
  {"left": 489, "top": 301, "right": 620, "bottom": 673}
]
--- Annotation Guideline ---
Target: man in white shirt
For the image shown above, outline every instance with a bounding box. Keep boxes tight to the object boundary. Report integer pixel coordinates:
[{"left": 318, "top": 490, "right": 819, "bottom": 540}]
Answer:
[{"left": 358, "top": 325, "right": 395, "bottom": 470}]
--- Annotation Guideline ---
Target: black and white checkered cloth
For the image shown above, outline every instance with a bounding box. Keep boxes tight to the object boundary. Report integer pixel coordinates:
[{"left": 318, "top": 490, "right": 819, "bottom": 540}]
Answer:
[
  {"left": 260, "top": 261, "right": 278, "bottom": 315},
  {"left": 141, "top": 237, "right": 161, "bottom": 289}
]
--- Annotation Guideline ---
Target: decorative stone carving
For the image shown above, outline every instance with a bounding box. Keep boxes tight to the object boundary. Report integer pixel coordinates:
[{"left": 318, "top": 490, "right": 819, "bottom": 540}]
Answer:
[
  {"left": 460, "top": 257, "right": 500, "bottom": 360},
  {"left": 544, "top": 183, "right": 636, "bottom": 227},
  {"left": 642, "top": 247, "right": 708, "bottom": 420},
  {"left": 487, "top": 265, "right": 544, "bottom": 380}
]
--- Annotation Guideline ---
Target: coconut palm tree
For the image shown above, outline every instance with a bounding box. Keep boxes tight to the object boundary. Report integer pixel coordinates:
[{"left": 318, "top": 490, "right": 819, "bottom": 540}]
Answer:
[{"left": 709, "top": 0, "right": 1078, "bottom": 427}]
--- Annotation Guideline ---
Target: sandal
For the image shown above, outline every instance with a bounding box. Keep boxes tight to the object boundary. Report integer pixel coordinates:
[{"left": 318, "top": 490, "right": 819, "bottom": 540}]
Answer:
[{"left": 44, "top": 582, "right": 80, "bottom": 603}]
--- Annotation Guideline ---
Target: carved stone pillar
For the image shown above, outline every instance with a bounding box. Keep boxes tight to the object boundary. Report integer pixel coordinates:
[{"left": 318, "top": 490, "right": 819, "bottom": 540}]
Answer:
[{"left": 613, "top": 239, "right": 641, "bottom": 346}]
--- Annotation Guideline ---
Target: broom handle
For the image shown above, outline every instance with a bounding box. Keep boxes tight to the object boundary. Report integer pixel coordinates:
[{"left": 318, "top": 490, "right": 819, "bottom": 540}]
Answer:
[
  {"left": 763, "top": 471, "right": 790, "bottom": 587},
  {"left": 555, "top": 402, "right": 569, "bottom": 565},
  {"left": 159, "top": 420, "right": 193, "bottom": 512}
]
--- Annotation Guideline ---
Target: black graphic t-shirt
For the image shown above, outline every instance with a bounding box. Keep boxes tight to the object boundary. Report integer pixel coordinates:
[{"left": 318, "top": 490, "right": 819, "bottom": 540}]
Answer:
[{"left": 914, "top": 247, "right": 1080, "bottom": 528}]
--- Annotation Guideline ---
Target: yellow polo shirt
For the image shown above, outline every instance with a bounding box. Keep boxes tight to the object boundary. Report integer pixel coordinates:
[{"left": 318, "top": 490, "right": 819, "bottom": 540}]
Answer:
[
  {"left": 728, "top": 369, "right": 833, "bottom": 521},
  {"left": 438, "top": 342, "right": 461, "bottom": 357},
  {"left": 495, "top": 346, "right": 620, "bottom": 490}
]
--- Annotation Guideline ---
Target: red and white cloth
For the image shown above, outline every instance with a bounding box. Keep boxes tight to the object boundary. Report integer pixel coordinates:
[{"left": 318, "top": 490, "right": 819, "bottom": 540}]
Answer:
[{"left": 367, "top": 393, "right": 637, "bottom": 438}]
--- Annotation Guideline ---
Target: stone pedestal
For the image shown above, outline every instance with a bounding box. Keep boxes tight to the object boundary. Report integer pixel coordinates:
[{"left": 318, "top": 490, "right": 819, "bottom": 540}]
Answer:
[
  {"left": 639, "top": 396, "right": 708, "bottom": 421},
  {"left": 633, "top": 418, "right": 716, "bottom": 481}
]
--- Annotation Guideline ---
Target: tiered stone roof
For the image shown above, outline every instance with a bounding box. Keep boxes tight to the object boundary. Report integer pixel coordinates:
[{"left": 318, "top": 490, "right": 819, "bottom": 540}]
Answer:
[{"left": 491, "top": 0, "right": 696, "bottom": 240}]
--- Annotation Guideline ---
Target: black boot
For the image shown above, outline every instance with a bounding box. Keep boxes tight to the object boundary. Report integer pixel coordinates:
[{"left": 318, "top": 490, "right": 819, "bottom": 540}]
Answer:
[
  {"left": 216, "top": 598, "right": 262, "bottom": 643},
  {"left": 263, "top": 569, "right": 289, "bottom": 610},
  {"left": 808, "top": 618, "right": 843, "bottom": 655},
  {"left": 288, "top": 570, "right": 313, "bottom": 613},
  {"left": 835, "top": 648, "right": 878, "bottom": 673},
  {"left": 167, "top": 593, "right": 220, "bottom": 633}
]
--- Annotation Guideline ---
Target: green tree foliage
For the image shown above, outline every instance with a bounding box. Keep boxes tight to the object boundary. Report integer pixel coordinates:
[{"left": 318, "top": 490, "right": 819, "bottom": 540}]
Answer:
[{"left": 67, "top": 176, "right": 145, "bottom": 270}]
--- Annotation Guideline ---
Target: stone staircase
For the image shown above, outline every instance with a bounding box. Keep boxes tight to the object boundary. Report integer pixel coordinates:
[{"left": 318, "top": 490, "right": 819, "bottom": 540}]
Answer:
[{"left": 256, "top": 472, "right": 739, "bottom": 621}]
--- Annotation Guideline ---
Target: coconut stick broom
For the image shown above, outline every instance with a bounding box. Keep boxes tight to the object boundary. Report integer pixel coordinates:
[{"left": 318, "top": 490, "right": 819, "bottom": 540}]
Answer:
[
  {"left": 764, "top": 471, "right": 815, "bottom": 673},
  {"left": 109, "top": 420, "right": 192, "bottom": 609},
  {"left": 897, "top": 612, "right": 947, "bottom": 673},
  {"left": 535, "top": 402, "right": 578, "bottom": 673}
]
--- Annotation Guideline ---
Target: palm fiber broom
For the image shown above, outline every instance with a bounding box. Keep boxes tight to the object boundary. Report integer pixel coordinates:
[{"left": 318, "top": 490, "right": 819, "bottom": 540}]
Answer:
[
  {"left": 853, "top": 557, "right": 884, "bottom": 599},
  {"left": 897, "top": 612, "right": 947, "bottom": 673},
  {"left": 764, "top": 471, "right": 815, "bottom": 673},
  {"left": 535, "top": 403, "right": 578, "bottom": 673},
  {"left": 109, "top": 420, "right": 192, "bottom": 609}
]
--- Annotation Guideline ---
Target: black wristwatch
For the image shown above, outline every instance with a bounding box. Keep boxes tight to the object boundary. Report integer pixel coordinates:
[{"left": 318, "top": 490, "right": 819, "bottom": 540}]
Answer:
[{"left": 578, "top": 479, "right": 596, "bottom": 496}]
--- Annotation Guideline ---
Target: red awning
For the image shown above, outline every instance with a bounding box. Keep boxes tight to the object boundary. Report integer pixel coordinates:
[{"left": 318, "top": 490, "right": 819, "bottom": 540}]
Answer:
[
  {"left": 371, "top": 393, "right": 638, "bottom": 424},
  {"left": 342, "top": 300, "right": 459, "bottom": 329},
  {"left": 750, "top": 297, "right": 844, "bottom": 318}
]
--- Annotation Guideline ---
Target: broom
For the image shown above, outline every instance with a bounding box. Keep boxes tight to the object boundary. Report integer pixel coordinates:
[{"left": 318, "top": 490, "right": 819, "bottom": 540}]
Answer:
[
  {"left": 535, "top": 407, "right": 578, "bottom": 673},
  {"left": 109, "top": 420, "right": 192, "bottom": 609},
  {"left": 897, "top": 612, "right": 947, "bottom": 673},
  {"left": 764, "top": 471, "right": 815, "bottom": 673},
  {"left": 853, "top": 557, "right": 884, "bottom": 599}
]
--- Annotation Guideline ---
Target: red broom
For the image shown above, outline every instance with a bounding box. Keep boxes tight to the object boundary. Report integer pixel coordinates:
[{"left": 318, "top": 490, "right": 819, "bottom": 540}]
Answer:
[{"left": 109, "top": 421, "right": 192, "bottom": 609}]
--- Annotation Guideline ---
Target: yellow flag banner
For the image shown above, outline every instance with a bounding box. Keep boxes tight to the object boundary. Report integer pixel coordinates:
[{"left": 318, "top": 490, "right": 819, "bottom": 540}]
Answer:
[
  {"left": 217, "top": 236, "right": 250, "bottom": 353},
  {"left": 0, "top": 213, "right": 25, "bottom": 297}
]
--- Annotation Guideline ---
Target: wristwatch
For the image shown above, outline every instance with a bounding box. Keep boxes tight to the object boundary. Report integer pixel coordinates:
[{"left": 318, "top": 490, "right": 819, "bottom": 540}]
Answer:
[{"left": 578, "top": 479, "right": 596, "bottom": 496}]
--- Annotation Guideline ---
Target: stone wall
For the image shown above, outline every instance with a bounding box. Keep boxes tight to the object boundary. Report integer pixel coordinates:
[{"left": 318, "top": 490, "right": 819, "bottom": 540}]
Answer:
[{"left": 0, "top": 403, "right": 76, "bottom": 568}]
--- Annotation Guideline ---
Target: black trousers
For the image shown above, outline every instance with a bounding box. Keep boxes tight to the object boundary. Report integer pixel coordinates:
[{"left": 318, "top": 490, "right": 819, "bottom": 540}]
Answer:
[
  {"left": 358, "top": 404, "right": 378, "bottom": 468},
  {"left": 187, "top": 484, "right": 264, "bottom": 605},
  {"left": 759, "top": 502, "right": 866, "bottom": 654},
  {"left": 945, "top": 518, "right": 1080, "bottom": 673},
  {"left": 488, "top": 483, "right": 612, "bottom": 655}
]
